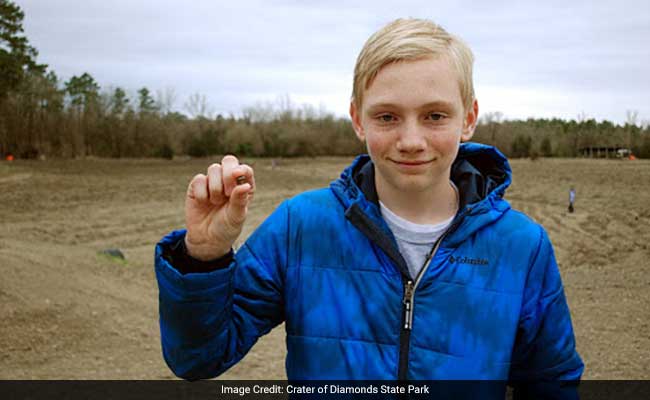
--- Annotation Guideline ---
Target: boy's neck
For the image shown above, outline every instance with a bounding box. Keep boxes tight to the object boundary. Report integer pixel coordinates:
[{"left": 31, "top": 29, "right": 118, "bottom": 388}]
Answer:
[{"left": 375, "top": 175, "right": 458, "bottom": 225}]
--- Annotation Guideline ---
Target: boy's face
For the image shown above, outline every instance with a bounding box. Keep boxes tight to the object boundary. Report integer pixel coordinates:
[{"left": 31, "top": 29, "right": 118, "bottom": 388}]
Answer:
[{"left": 350, "top": 55, "right": 478, "bottom": 196}]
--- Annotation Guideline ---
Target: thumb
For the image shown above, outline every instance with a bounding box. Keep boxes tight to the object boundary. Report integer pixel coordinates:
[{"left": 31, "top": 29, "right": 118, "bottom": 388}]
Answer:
[{"left": 225, "top": 183, "right": 252, "bottom": 225}]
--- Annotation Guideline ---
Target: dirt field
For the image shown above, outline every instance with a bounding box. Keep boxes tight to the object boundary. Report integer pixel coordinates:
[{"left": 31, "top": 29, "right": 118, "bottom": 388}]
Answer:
[{"left": 0, "top": 155, "right": 648, "bottom": 379}]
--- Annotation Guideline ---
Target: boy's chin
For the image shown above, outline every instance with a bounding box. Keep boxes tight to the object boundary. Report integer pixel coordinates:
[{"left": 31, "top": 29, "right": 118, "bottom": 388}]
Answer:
[{"left": 384, "top": 174, "right": 441, "bottom": 194}]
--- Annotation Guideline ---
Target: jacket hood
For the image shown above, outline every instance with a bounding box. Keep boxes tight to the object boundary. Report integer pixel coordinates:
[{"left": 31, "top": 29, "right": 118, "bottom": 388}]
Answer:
[{"left": 330, "top": 142, "right": 512, "bottom": 248}]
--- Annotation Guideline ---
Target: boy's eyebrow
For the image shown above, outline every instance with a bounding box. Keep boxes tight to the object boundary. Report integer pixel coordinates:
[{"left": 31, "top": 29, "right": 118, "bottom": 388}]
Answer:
[
  {"left": 366, "top": 100, "right": 456, "bottom": 112},
  {"left": 419, "top": 101, "right": 456, "bottom": 110}
]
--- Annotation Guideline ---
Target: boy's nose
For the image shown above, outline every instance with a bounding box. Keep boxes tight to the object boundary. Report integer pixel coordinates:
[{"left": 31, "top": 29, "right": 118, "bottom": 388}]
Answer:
[{"left": 396, "top": 119, "right": 426, "bottom": 153}]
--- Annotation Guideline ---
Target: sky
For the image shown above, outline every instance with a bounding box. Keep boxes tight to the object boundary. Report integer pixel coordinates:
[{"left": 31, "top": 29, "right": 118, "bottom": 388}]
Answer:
[{"left": 17, "top": 0, "right": 650, "bottom": 125}]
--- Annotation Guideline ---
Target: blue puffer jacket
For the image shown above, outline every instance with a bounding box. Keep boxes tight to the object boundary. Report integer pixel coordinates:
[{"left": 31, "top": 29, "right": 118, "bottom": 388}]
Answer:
[{"left": 155, "top": 143, "right": 583, "bottom": 388}]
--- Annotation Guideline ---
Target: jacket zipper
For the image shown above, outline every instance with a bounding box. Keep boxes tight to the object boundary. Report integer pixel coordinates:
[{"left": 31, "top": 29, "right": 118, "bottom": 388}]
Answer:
[
  {"left": 403, "top": 280, "right": 415, "bottom": 329},
  {"left": 402, "top": 239, "right": 443, "bottom": 330},
  {"left": 397, "top": 207, "right": 472, "bottom": 381}
]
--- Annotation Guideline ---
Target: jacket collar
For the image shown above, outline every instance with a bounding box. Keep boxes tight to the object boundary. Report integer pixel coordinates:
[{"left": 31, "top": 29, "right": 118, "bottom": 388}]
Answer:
[
  {"left": 332, "top": 142, "right": 511, "bottom": 209},
  {"left": 330, "top": 142, "right": 512, "bottom": 248}
]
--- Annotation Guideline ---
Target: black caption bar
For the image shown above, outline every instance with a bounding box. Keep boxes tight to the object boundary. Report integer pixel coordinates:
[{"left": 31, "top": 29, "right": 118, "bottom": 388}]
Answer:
[{"left": 1, "top": 380, "right": 649, "bottom": 400}]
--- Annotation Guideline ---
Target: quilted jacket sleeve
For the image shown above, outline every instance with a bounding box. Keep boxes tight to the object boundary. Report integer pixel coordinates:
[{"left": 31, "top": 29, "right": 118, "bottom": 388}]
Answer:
[
  {"left": 154, "top": 201, "right": 289, "bottom": 380},
  {"left": 509, "top": 226, "right": 584, "bottom": 399}
]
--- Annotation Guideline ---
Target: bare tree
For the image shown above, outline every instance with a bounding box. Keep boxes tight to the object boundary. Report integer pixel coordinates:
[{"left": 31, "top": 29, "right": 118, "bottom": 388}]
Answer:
[
  {"left": 626, "top": 110, "right": 639, "bottom": 150},
  {"left": 184, "top": 92, "right": 213, "bottom": 119},
  {"left": 576, "top": 111, "right": 588, "bottom": 123},
  {"left": 242, "top": 101, "right": 275, "bottom": 123},
  {"left": 641, "top": 119, "right": 650, "bottom": 130},
  {"left": 276, "top": 93, "right": 294, "bottom": 120},
  {"left": 156, "top": 86, "right": 177, "bottom": 115},
  {"left": 626, "top": 110, "right": 639, "bottom": 127},
  {"left": 479, "top": 111, "right": 503, "bottom": 145}
]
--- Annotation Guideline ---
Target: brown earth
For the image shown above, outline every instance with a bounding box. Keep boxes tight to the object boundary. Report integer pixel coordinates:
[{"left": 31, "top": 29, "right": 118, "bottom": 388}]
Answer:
[{"left": 0, "top": 156, "right": 648, "bottom": 379}]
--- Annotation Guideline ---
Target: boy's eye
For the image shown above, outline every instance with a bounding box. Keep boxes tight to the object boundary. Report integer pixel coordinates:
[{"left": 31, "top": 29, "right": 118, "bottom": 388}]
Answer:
[
  {"left": 427, "top": 113, "right": 445, "bottom": 121},
  {"left": 377, "top": 114, "right": 396, "bottom": 122}
]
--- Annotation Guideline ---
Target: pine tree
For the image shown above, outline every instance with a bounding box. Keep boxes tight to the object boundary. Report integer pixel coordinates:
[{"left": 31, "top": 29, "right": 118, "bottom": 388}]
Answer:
[
  {"left": 65, "top": 73, "right": 100, "bottom": 111},
  {"left": 0, "top": 0, "right": 46, "bottom": 99}
]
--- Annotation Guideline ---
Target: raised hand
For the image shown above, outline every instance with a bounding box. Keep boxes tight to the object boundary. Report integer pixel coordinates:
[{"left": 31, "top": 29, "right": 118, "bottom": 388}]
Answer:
[{"left": 184, "top": 155, "right": 255, "bottom": 261}]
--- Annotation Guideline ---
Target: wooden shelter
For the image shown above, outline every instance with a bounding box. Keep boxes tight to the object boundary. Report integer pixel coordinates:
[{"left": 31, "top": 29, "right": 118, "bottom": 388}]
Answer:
[{"left": 578, "top": 146, "right": 631, "bottom": 158}]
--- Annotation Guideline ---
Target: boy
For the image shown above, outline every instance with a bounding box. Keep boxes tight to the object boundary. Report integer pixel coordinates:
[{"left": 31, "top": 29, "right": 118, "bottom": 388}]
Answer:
[{"left": 155, "top": 18, "right": 583, "bottom": 395}]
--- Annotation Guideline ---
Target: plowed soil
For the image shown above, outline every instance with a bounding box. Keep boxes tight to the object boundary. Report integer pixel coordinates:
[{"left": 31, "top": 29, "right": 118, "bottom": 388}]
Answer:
[{"left": 1, "top": 156, "right": 648, "bottom": 379}]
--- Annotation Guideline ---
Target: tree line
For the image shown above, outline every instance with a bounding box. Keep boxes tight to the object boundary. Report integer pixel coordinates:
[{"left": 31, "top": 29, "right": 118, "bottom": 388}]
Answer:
[
  {"left": 2, "top": 0, "right": 649, "bottom": 160},
  {"left": 473, "top": 111, "right": 650, "bottom": 159}
]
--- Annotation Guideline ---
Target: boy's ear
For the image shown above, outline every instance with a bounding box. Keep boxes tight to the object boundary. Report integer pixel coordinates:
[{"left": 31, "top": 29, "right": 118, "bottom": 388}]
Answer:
[
  {"left": 461, "top": 99, "right": 479, "bottom": 142},
  {"left": 349, "top": 101, "right": 365, "bottom": 142}
]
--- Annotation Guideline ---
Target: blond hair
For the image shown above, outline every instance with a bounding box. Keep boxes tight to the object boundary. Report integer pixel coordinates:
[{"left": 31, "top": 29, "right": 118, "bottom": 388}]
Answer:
[{"left": 352, "top": 18, "right": 475, "bottom": 111}]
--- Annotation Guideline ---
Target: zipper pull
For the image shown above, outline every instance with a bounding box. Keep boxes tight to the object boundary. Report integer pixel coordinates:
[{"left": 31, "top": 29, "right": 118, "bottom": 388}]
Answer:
[
  {"left": 404, "top": 280, "right": 414, "bottom": 301},
  {"left": 403, "top": 280, "right": 414, "bottom": 330}
]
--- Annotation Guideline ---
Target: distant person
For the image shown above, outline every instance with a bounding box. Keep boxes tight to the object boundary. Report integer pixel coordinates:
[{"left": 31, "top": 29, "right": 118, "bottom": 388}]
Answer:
[
  {"left": 154, "top": 18, "right": 583, "bottom": 397},
  {"left": 568, "top": 187, "right": 576, "bottom": 213}
]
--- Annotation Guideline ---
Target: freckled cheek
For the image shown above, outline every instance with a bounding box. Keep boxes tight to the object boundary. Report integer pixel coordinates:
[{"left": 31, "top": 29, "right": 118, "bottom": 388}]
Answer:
[
  {"left": 436, "top": 137, "right": 461, "bottom": 159},
  {"left": 429, "top": 128, "right": 460, "bottom": 147},
  {"left": 364, "top": 135, "right": 392, "bottom": 157}
]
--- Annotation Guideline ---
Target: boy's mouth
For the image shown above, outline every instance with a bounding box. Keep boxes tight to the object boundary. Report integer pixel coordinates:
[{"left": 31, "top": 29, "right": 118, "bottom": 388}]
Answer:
[{"left": 390, "top": 159, "right": 433, "bottom": 166}]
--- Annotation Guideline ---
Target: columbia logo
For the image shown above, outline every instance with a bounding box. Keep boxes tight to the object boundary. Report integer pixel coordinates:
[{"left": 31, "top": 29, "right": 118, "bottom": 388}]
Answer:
[{"left": 449, "top": 255, "right": 489, "bottom": 266}]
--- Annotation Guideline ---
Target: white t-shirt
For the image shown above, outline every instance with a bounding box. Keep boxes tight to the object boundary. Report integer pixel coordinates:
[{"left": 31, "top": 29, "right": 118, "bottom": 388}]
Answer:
[{"left": 379, "top": 184, "right": 458, "bottom": 279}]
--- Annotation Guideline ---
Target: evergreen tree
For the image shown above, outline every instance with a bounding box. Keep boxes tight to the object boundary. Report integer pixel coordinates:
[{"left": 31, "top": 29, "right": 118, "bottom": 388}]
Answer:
[
  {"left": 42, "top": 71, "right": 64, "bottom": 112},
  {"left": 0, "top": 0, "right": 46, "bottom": 99},
  {"left": 137, "top": 87, "right": 157, "bottom": 115},
  {"left": 65, "top": 72, "right": 100, "bottom": 111},
  {"left": 65, "top": 73, "right": 100, "bottom": 156},
  {"left": 111, "top": 87, "right": 129, "bottom": 116}
]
